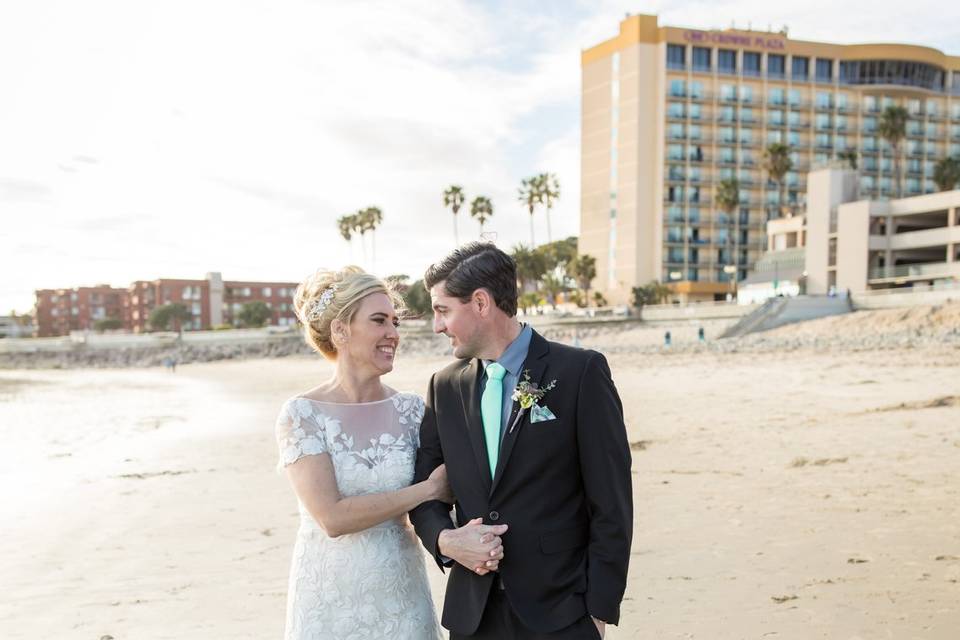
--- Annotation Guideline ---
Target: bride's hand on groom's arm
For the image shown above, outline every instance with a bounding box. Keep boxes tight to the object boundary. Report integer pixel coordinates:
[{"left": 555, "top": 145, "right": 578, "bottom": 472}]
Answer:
[
  {"left": 426, "top": 464, "right": 455, "bottom": 504},
  {"left": 438, "top": 517, "right": 507, "bottom": 575}
]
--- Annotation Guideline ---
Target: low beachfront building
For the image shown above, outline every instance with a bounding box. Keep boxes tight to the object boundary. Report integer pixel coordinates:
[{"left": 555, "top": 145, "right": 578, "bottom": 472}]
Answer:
[{"left": 739, "top": 167, "right": 960, "bottom": 302}]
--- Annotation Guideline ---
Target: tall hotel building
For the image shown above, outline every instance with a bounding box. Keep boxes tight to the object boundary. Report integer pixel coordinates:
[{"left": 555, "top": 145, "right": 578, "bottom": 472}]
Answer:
[{"left": 581, "top": 14, "right": 960, "bottom": 303}]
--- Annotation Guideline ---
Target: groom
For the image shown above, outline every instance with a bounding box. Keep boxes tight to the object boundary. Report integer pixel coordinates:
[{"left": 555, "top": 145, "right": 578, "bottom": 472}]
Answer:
[{"left": 411, "top": 242, "right": 632, "bottom": 639}]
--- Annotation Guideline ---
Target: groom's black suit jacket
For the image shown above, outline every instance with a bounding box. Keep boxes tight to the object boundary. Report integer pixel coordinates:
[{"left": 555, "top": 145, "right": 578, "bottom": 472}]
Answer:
[{"left": 410, "top": 330, "right": 632, "bottom": 635}]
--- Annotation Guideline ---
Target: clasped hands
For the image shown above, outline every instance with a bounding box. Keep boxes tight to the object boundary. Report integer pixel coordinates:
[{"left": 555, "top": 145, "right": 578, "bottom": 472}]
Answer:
[{"left": 437, "top": 517, "right": 508, "bottom": 575}]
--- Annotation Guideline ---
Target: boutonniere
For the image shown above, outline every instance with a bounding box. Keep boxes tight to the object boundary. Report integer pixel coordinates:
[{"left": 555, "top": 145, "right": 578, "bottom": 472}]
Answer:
[{"left": 508, "top": 370, "right": 557, "bottom": 432}]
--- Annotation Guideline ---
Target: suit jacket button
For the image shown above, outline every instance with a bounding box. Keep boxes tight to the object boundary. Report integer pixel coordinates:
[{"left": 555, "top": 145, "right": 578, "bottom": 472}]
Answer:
[{"left": 489, "top": 511, "right": 500, "bottom": 521}]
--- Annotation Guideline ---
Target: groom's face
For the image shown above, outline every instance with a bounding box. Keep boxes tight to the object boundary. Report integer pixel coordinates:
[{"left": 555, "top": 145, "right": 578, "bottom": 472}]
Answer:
[{"left": 430, "top": 282, "right": 482, "bottom": 359}]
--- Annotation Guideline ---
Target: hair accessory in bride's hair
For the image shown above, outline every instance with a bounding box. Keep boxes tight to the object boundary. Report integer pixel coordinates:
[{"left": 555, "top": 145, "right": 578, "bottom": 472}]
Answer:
[{"left": 306, "top": 283, "right": 339, "bottom": 322}]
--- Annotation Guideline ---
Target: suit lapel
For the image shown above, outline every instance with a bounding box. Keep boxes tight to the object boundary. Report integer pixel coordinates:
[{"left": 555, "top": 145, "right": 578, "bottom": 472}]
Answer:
[
  {"left": 490, "top": 330, "right": 550, "bottom": 496},
  {"left": 458, "top": 358, "right": 492, "bottom": 493}
]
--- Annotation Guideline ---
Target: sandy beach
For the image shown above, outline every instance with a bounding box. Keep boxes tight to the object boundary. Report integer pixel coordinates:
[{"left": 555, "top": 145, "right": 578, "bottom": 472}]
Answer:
[{"left": 2, "top": 310, "right": 959, "bottom": 639}]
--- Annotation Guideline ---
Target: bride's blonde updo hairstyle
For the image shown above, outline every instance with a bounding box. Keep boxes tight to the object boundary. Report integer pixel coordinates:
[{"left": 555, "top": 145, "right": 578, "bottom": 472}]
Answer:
[{"left": 293, "top": 266, "right": 404, "bottom": 360}]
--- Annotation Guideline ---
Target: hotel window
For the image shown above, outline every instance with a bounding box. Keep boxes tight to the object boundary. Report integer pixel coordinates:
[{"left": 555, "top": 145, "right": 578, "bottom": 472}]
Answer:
[
  {"left": 667, "top": 248, "right": 685, "bottom": 263},
  {"left": 787, "top": 110, "right": 801, "bottom": 126},
  {"left": 815, "top": 91, "right": 832, "bottom": 109},
  {"left": 739, "top": 128, "right": 754, "bottom": 144},
  {"left": 669, "top": 79, "right": 686, "bottom": 97},
  {"left": 926, "top": 122, "right": 940, "bottom": 137},
  {"left": 952, "top": 143, "right": 960, "bottom": 156},
  {"left": 861, "top": 175, "right": 875, "bottom": 191},
  {"left": 688, "top": 144, "right": 704, "bottom": 161},
  {"left": 719, "top": 147, "right": 735, "bottom": 163},
  {"left": 668, "top": 123, "right": 685, "bottom": 139},
  {"left": 926, "top": 99, "right": 940, "bottom": 117},
  {"left": 880, "top": 177, "right": 892, "bottom": 192},
  {"left": 668, "top": 102, "right": 685, "bottom": 118},
  {"left": 838, "top": 115, "right": 850, "bottom": 131},
  {"left": 668, "top": 165, "right": 685, "bottom": 180},
  {"left": 692, "top": 46, "right": 711, "bottom": 71},
  {"left": 815, "top": 58, "right": 833, "bottom": 82},
  {"left": 718, "top": 49, "right": 736, "bottom": 74},
  {"left": 768, "top": 54, "right": 785, "bottom": 78},
  {"left": 836, "top": 134, "right": 849, "bottom": 149},
  {"left": 881, "top": 96, "right": 894, "bottom": 110},
  {"left": 926, "top": 141, "right": 941, "bottom": 156},
  {"left": 719, "top": 167, "right": 735, "bottom": 180},
  {"left": 908, "top": 139, "right": 922, "bottom": 155},
  {"left": 767, "top": 129, "right": 783, "bottom": 143},
  {"left": 924, "top": 178, "right": 935, "bottom": 192},
  {"left": 667, "top": 226, "right": 684, "bottom": 242},
  {"left": 863, "top": 156, "right": 877, "bottom": 171},
  {"left": 689, "top": 166, "right": 702, "bottom": 181},
  {"left": 688, "top": 206, "right": 701, "bottom": 222},
  {"left": 667, "top": 144, "right": 684, "bottom": 160},
  {"left": 879, "top": 156, "right": 892, "bottom": 172},
  {"left": 720, "top": 84, "right": 736, "bottom": 102},
  {"left": 741, "top": 150, "right": 755, "bottom": 165},
  {"left": 743, "top": 52, "right": 761, "bottom": 76},
  {"left": 862, "top": 135, "right": 877, "bottom": 151},
  {"left": 687, "top": 268, "right": 699, "bottom": 282},
  {"left": 262, "top": 287, "right": 271, "bottom": 297},
  {"left": 791, "top": 56, "right": 809, "bottom": 80},
  {"left": 952, "top": 124, "right": 960, "bottom": 139},
  {"left": 787, "top": 131, "right": 800, "bottom": 146},
  {"left": 786, "top": 171, "right": 800, "bottom": 187},
  {"left": 906, "top": 178, "right": 921, "bottom": 194},
  {"left": 688, "top": 124, "right": 702, "bottom": 139},
  {"left": 953, "top": 73, "right": 960, "bottom": 95},
  {"left": 768, "top": 87, "right": 785, "bottom": 105},
  {"left": 815, "top": 133, "right": 831, "bottom": 149},
  {"left": 719, "top": 126, "right": 736, "bottom": 143},
  {"left": 667, "top": 44, "right": 686, "bottom": 69},
  {"left": 952, "top": 103, "right": 960, "bottom": 120},
  {"left": 689, "top": 187, "right": 702, "bottom": 202},
  {"left": 689, "top": 103, "right": 702, "bottom": 120},
  {"left": 690, "top": 81, "right": 705, "bottom": 99},
  {"left": 719, "top": 105, "right": 735, "bottom": 122},
  {"left": 667, "top": 186, "right": 684, "bottom": 202},
  {"left": 815, "top": 113, "right": 832, "bottom": 130},
  {"left": 667, "top": 206, "right": 684, "bottom": 222},
  {"left": 739, "top": 85, "right": 753, "bottom": 103},
  {"left": 815, "top": 152, "right": 830, "bottom": 165},
  {"left": 788, "top": 88, "right": 802, "bottom": 107},
  {"left": 907, "top": 99, "right": 922, "bottom": 115},
  {"left": 836, "top": 93, "right": 850, "bottom": 111},
  {"left": 769, "top": 109, "right": 785, "bottom": 125},
  {"left": 863, "top": 116, "right": 877, "bottom": 133},
  {"left": 863, "top": 95, "right": 879, "bottom": 113},
  {"left": 740, "top": 107, "right": 754, "bottom": 123}
]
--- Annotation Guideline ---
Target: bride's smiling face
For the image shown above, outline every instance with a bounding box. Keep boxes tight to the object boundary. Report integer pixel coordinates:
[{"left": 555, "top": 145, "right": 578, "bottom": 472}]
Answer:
[{"left": 334, "top": 293, "right": 400, "bottom": 374}]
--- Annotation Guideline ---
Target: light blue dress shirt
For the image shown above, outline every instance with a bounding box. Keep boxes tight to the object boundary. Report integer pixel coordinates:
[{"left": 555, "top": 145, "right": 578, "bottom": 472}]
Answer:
[{"left": 481, "top": 323, "right": 533, "bottom": 443}]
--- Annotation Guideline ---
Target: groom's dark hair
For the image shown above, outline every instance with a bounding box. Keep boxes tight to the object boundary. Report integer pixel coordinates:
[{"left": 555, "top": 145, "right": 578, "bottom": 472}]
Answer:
[{"left": 424, "top": 242, "right": 518, "bottom": 317}]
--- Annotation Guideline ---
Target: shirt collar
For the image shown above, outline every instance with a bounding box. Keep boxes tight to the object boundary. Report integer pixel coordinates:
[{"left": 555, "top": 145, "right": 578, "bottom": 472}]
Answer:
[{"left": 482, "top": 323, "right": 532, "bottom": 378}]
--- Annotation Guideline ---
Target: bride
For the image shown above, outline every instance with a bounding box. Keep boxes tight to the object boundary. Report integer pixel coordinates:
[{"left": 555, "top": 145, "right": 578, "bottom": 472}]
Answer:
[{"left": 275, "top": 267, "right": 503, "bottom": 639}]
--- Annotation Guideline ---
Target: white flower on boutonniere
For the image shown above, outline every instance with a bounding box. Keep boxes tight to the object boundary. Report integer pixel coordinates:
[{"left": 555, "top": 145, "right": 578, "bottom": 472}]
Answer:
[{"left": 509, "top": 370, "right": 557, "bottom": 432}]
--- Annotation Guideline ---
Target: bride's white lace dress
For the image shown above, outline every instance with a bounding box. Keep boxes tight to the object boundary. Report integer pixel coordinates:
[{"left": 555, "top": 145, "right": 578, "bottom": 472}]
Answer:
[{"left": 275, "top": 393, "right": 443, "bottom": 640}]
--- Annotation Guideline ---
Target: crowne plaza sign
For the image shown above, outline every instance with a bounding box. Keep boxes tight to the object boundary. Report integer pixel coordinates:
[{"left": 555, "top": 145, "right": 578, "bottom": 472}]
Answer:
[{"left": 682, "top": 29, "right": 786, "bottom": 50}]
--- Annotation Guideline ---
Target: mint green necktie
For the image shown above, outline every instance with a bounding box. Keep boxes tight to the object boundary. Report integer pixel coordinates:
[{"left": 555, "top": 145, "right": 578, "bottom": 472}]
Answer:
[{"left": 481, "top": 362, "right": 506, "bottom": 478}]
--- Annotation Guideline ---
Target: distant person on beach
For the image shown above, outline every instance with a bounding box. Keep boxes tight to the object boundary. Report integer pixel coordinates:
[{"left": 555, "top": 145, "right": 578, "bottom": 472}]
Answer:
[
  {"left": 664, "top": 330, "right": 672, "bottom": 347},
  {"left": 698, "top": 326, "right": 705, "bottom": 343},
  {"left": 274, "top": 267, "right": 457, "bottom": 639},
  {"left": 411, "top": 242, "right": 632, "bottom": 639}
]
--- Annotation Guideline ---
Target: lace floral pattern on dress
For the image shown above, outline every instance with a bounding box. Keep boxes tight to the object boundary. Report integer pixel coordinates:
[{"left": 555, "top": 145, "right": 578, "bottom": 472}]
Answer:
[{"left": 275, "top": 392, "right": 441, "bottom": 640}]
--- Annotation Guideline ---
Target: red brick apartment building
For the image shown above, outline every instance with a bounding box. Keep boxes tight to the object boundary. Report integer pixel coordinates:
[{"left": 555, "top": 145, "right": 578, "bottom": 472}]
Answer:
[
  {"left": 34, "top": 285, "right": 127, "bottom": 337},
  {"left": 34, "top": 272, "right": 299, "bottom": 337}
]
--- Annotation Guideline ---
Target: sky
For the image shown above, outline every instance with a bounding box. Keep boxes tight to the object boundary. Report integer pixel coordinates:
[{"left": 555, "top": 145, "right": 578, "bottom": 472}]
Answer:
[{"left": 2, "top": 0, "right": 959, "bottom": 314}]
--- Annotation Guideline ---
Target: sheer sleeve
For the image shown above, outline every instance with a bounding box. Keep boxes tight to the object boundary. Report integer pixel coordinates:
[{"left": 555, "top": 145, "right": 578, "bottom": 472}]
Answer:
[{"left": 276, "top": 397, "right": 328, "bottom": 470}]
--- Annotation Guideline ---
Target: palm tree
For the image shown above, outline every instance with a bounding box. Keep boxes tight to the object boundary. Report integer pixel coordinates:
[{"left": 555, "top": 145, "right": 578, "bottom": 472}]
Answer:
[
  {"left": 443, "top": 185, "right": 466, "bottom": 246},
  {"left": 715, "top": 178, "right": 740, "bottom": 218},
  {"left": 337, "top": 215, "right": 355, "bottom": 259},
  {"left": 837, "top": 149, "right": 859, "bottom": 170},
  {"left": 536, "top": 173, "right": 560, "bottom": 244},
  {"left": 879, "top": 105, "right": 908, "bottom": 198},
  {"left": 572, "top": 254, "right": 597, "bottom": 305},
  {"left": 510, "top": 244, "right": 547, "bottom": 294},
  {"left": 352, "top": 209, "right": 369, "bottom": 264},
  {"left": 932, "top": 157, "right": 960, "bottom": 192},
  {"left": 363, "top": 206, "right": 383, "bottom": 269},
  {"left": 517, "top": 176, "right": 542, "bottom": 247},
  {"left": 763, "top": 143, "right": 792, "bottom": 219},
  {"left": 469, "top": 196, "right": 493, "bottom": 235}
]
